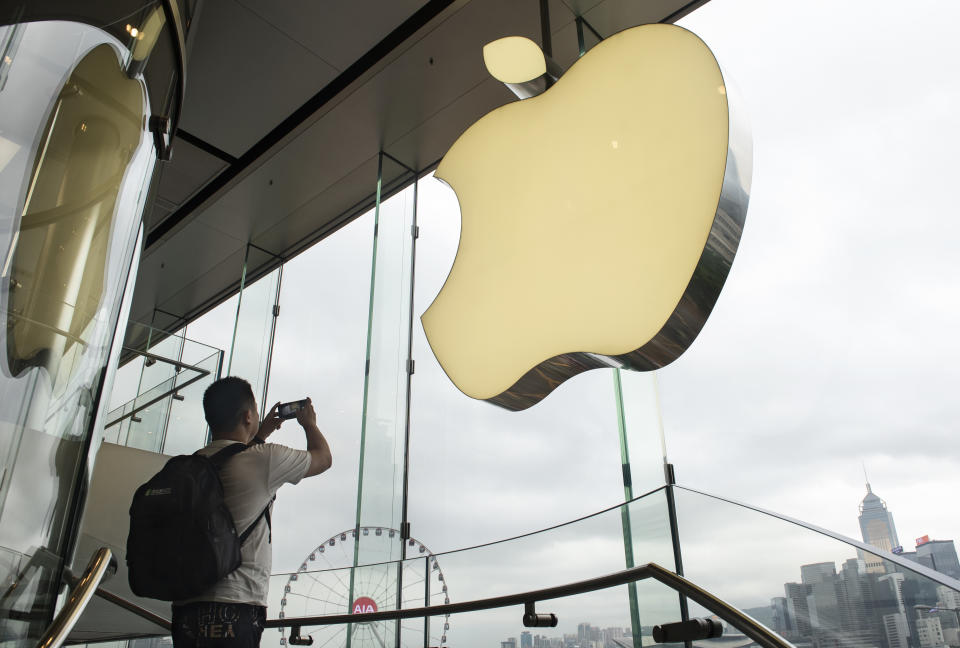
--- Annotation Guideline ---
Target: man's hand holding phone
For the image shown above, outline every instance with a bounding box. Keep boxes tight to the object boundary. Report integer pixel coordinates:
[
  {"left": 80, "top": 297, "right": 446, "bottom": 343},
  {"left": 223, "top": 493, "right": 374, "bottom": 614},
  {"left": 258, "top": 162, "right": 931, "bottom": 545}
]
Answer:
[
  {"left": 256, "top": 402, "right": 283, "bottom": 443},
  {"left": 295, "top": 397, "right": 316, "bottom": 428}
]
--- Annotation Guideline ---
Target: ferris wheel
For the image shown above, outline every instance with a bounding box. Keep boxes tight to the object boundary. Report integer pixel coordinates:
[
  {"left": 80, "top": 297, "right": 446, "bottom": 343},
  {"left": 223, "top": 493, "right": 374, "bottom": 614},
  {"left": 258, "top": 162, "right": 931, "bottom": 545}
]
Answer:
[{"left": 277, "top": 527, "right": 450, "bottom": 648}]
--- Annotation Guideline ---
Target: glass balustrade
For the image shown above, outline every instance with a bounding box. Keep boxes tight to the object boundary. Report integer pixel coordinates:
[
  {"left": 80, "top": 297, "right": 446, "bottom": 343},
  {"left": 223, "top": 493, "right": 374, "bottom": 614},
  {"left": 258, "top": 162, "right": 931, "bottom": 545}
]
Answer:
[
  {"left": 673, "top": 486, "right": 960, "bottom": 648},
  {"left": 265, "top": 486, "right": 680, "bottom": 648},
  {"left": 99, "top": 323, "right": 223, "bottom": 455},
  {"left": 247, "top": 483, "right": 960, "bottom": 648}
]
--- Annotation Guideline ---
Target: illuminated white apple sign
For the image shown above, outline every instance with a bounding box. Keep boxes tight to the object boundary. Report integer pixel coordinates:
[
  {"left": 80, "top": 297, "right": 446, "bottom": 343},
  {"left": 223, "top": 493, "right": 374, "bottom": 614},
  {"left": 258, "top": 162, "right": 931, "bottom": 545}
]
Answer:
[{"left": 421, "top": 24, "right": 752, "bottom": 411}]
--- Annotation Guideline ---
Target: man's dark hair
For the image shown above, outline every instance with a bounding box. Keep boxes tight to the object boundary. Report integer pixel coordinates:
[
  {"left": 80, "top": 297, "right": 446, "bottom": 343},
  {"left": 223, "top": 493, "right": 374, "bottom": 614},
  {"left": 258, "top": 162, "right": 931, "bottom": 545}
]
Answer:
[{"left": 203, "top": 377, "right": 256, "bottom": 436}]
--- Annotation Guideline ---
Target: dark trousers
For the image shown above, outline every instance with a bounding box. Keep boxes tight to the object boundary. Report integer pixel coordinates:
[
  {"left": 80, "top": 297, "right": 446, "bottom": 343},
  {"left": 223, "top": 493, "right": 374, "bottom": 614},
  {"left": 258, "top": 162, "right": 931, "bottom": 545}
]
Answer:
[{"left": 171, "top": 601, "right": 267, "bottom": 648}]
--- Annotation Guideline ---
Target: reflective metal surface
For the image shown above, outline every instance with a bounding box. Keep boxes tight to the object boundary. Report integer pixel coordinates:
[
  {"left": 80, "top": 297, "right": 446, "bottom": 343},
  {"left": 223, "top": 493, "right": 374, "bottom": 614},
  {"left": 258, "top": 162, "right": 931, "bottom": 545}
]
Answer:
[
  {"left": 265, "top": 562, "right": 795, "bottom": 648},
  {"left": 37, "top": 547, "right": 114, "bottom": 648},
  {"left": 503, "top": 55, "right": 563, "bottom": 99},
  {"left": 486, "top": 55, "right": 752, "bottom": 411},
  {"left": 91, "top": 588, "right": 171, "bottom": 632}
]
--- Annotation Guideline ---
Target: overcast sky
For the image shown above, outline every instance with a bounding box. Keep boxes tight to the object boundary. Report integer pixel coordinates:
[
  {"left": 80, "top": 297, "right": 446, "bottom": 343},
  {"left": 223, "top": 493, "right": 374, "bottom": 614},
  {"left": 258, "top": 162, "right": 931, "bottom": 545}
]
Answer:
[{"left": 170, "top": 0, "right": 960, "bottom": 645}]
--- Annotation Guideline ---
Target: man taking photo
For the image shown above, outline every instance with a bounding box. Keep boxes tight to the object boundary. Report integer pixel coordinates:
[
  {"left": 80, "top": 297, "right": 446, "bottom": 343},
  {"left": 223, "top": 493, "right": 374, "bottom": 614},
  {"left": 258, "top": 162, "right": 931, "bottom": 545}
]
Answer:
[{"left": 170, "top": 376, "right": 332, "bottom": 647}]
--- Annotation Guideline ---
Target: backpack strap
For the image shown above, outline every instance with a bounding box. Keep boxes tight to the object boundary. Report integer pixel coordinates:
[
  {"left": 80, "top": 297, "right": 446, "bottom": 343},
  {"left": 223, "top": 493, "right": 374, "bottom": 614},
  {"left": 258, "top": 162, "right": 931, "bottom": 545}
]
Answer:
[
  {"left": 203, "top": 443, "right": 275, "bottom": 545},
  {"left": 206, "top": 442, "right": 249, "bottom": 468},
  {"left": 238, "top": 500, "right": 273, "bottom": 544}
]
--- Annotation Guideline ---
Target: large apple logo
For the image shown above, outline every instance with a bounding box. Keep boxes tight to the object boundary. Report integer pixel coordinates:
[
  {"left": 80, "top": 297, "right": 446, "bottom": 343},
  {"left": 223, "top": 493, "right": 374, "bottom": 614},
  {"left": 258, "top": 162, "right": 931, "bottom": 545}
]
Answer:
[{"left": 421, "top": 24, "right": 751, "bottom": 411}]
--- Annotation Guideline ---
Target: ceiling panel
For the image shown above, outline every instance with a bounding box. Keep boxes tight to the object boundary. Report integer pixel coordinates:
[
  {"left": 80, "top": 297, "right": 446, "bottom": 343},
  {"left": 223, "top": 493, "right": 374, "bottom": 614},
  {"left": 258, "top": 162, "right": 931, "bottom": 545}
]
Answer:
[
  {"left": 252, "top": 156, "right": 383, "bottom": 258},
  {"left": 155, "top": 136, "right": 229, "bottom": 205},
  {"left": 153, "top": 247, "right": 247, "bottom": 325},
  {"left": 133, "top": 219, "right": 244, "bottom": 325},
  {"left": 193, "top": 0, "right": 540, "bottom": 246},
  {"left": 583, "top": 0, "right": 709, "bottom": 36},
  {"left": 234, "top": 0, "right": 430, "bottom": 72},
  {"left": 177, "top": 0, "right": 340, "bottom": 156},
  {"left": 131, "top": 0, "right": 711, "bottom": 331},
  {"left": 144, "top": 202, "right": 173, "bottom": 233}
]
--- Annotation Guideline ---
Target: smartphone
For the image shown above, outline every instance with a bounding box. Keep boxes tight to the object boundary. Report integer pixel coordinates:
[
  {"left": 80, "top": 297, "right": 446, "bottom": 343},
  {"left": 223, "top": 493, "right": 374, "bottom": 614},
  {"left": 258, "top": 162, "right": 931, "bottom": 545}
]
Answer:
[{"left": 278, "top": 399, "right": 308, "bottom": 420}]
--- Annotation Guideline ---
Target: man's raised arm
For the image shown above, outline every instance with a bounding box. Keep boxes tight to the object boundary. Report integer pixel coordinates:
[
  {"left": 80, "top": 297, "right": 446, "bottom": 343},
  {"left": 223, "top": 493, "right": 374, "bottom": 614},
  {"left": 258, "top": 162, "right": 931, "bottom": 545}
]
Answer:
[{"left": 297, "top": 398, "right": 332, "bottom": 477}]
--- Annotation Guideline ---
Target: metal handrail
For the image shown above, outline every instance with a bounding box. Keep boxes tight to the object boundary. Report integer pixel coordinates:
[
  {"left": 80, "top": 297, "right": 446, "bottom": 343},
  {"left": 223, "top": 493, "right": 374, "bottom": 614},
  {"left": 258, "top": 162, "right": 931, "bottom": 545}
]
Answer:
[
  {"left": 265, "top": 562, "right": 795, "bottom": 648},
  {"left": 103, "top": 348, "right": 215, "bottom": 429},
  {"left": 93, "top": 588, "right": 171, "bottom": 632},
  {"left": 37, "top": 548, "right": 115, "bottom": 648},
  {"left": 82, "top": 560, "right": 791, "bottom": 648}
]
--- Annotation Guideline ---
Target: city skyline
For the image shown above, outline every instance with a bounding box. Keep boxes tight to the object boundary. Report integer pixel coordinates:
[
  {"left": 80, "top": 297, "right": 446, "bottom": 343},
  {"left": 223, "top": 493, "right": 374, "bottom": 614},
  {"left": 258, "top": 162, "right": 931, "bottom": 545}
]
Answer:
[{"left": 501, "top": 483, "right": 960, "bottom": 648}]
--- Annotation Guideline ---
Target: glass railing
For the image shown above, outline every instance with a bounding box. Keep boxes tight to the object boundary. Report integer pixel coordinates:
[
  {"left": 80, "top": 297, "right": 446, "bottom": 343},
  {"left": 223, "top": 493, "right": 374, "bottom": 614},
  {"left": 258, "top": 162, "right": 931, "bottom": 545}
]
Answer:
[
  {"left": 0, "top": 546, "right": 63, "bottom": 645},
  {"left": 101, "top": 322, "right": 223, "bottom": 455},
  {"left": 673, "top": 485, "right": 960, "bottom": 648},
  {"left": 80, "top": 483, "right": 960, "bottom": 648},
  {"left": 257, "top": 484, "right": 960, "bottom": 648},
  {"left": 265, "top": 486, "right": 681, "bottom": 648}
]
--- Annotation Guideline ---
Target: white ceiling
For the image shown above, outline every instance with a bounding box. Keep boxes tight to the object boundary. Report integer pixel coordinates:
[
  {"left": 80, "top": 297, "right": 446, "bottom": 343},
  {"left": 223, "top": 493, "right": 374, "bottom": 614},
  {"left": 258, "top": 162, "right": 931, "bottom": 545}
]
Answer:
[{"left": 132, "top": 0, "right": 710, "bottom": 335}]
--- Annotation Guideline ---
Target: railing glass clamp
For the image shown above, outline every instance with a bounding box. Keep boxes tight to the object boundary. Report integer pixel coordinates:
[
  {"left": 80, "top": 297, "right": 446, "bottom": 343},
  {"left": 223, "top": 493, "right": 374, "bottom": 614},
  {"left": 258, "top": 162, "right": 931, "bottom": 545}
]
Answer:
[
  {"left": 653, "top": 617, "right": 723, "bottom": 643},
  {"left": 288, "top": 625, "right": 313, "bottom": 645},
  {"left": 523, "top": 601, "right": 558, "bottom": 628}
]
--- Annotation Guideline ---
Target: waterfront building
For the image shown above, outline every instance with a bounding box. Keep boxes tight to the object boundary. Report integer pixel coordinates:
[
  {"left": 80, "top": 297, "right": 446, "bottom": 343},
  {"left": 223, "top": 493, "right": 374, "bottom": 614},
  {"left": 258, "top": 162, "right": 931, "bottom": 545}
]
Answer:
[
  {"left": 916, "top": 541, "right": 960, "bottom": 581},
  {"left": 859, "top": 483, "right": 901, "bottom": 574}
]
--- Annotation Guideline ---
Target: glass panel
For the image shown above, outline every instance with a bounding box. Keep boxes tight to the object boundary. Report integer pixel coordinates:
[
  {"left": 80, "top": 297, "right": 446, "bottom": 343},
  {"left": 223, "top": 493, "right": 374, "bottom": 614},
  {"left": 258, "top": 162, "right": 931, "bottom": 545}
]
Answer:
[
  {"left": 163, "top": 347, "right": 222, "bottom": 456},
  {"left": 182, "top": 293, "right": 240, "bottom": 366},
  {"left": 117, "top": 328, "right": 185, "bottom": 451},
  {"left": 137, "top": 327, "right": 184, "bottom": 393},
  {"left": 274, "top": 588, "right": 655, "bottom": 648},
  {"left": 617, "top": 371, "right": 668, "bottom": 496},
  {"left": 674, "top": 487, "right": 960, "bottom": 648},
  {"left": 0, "top": 19, "right": 157, "bottom": 643},
  {"left": 106, "top": 351, "right": 145, "bottom": 411},
  {"left": 355, "top": 164, "right": 416, "bottom": 565},
  {"left": 122, "top": 380, "right": 173, "bottom": 452},
  {"left": 228, "top": 247, "right": 281, "bottom": 409},
  {"left": 263, "top": 208, "right": 374, "bottom": 576},
  {"left": 267, "top": 489, "right": 679, "bottom": 648},
  {"left": 409, "top": 174, "right": 626, "bottom": 554},
  {"left": 101, "top": 324, "right": 222, "bottom": 455}
]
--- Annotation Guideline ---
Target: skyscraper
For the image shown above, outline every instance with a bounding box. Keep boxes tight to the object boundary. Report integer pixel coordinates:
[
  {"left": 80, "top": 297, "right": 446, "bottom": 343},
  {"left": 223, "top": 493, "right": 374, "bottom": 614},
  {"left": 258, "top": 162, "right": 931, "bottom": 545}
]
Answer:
[
  {"left": 784, "top": 582, "right": 814, "bottom": 638},
  {"left": 858, "top": 481, "right": 900, "bottom": 573},
  {"left": 916, "top": 539, "right": 960, "bottom": 581}
]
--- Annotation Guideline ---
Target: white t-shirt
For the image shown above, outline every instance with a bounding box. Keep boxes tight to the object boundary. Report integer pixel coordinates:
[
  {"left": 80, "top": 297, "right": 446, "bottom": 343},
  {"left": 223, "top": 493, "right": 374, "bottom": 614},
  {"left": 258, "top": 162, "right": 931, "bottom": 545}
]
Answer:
[{"left": 176, "top": 439, "right": 310, "bottom": 607}]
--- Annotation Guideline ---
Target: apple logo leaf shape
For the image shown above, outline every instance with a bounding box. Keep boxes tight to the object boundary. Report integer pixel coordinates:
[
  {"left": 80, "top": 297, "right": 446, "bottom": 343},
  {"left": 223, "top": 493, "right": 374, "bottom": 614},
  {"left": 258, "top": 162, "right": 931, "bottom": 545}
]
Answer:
[{"left": 421, "top": 23, "right": 752, "bottom": 412}]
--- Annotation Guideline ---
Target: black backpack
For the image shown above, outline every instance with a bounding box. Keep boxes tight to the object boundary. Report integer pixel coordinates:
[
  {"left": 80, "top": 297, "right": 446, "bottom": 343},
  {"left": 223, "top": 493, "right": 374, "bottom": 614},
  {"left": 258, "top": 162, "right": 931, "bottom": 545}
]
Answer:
[{"left": 126, "top": 443, "right": 270, "bottom": 601}]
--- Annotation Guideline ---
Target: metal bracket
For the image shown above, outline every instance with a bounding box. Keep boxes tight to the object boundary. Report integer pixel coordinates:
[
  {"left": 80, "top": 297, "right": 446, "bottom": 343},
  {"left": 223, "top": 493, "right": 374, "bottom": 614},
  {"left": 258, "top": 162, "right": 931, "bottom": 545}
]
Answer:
[
  {"left": 653, "top": 618, "right": 723, "bottom": 643},
  {"left": 273, "top": 304, "right": 280, "bottom": 317},
  {"left": 149, "top": 115, "right": 172, "bottom": 161},
  {"left": 400, "top": 521, "right": 411, "bottom": 540},
  {"left": 522, "top": 601, "right": 557, "bottom": 628},
  {"left": 172, "top": 393, "right": 184, "bottom": 401},
  {"left": 288, "top": 626, "right": 313, "bottom": 646},
  {"left": 407, "top": 359, "right": 415, "bottom": 375},
  {"left": 664, "top": 462, "right": 676, "bottom": 485}
]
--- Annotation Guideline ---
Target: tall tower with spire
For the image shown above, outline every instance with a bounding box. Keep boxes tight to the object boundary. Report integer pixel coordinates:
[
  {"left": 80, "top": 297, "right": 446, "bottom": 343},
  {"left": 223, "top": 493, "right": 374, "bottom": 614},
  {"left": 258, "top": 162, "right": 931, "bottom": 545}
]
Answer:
[{"left": 858, "top": 476, "right": 901, "bottom": 573}]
